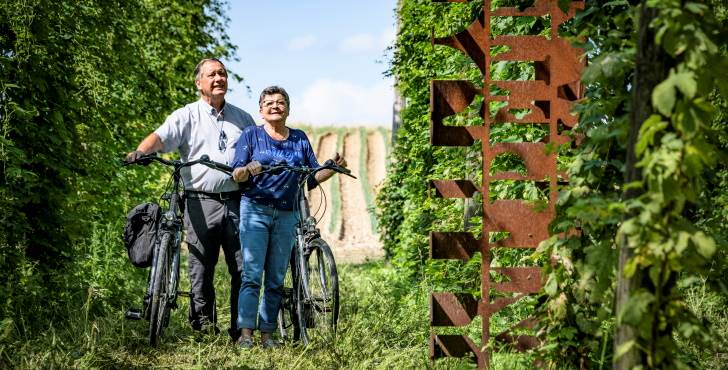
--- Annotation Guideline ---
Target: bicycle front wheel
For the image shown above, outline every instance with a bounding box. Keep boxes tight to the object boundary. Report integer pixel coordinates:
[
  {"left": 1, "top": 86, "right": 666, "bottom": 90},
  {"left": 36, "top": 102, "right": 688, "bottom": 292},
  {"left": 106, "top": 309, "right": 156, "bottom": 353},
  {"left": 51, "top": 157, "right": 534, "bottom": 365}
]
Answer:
[
  {"left": 301, "top": 238, "right": 339, "bottom": 344},
  {"left": 148, "top": 232, "right": 172, "bottom": 347},
  {"left": 277, "top": 262, "right": 297, "bottom": 342}
]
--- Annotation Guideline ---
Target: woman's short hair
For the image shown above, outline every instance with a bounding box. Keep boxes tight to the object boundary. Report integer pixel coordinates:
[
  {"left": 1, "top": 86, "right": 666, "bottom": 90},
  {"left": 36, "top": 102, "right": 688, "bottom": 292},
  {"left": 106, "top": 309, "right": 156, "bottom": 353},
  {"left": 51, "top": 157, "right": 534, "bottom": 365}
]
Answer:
[
  {"left": 259, "top": 86, "right": 290, "bottom": 108},
  {"left": 194, "top": 58, "right": 225, "bottom": 81}
]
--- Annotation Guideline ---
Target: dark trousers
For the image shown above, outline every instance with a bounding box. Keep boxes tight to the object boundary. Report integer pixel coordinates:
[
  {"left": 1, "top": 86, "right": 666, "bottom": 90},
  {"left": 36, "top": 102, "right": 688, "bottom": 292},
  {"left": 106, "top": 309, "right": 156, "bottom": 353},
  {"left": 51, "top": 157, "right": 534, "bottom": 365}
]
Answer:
[{"left": 184, "top": 192, "right": 242, "bottom": 338}]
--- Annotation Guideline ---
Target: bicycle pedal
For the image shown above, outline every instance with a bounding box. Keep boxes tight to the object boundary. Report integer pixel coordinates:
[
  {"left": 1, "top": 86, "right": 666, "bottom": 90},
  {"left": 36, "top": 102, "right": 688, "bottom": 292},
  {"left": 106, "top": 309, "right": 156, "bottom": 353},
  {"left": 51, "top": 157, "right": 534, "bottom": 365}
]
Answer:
[{"left": 125, "top": 308, "right": 143, "bottom": 320}]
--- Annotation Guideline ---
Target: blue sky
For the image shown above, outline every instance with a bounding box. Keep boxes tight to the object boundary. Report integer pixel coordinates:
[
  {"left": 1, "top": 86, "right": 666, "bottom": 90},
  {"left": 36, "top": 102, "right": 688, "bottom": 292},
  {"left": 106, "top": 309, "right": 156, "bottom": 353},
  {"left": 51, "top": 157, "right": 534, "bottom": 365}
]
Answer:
[{"left": 223, "top": 0, "right": 397, "bottom": 127}]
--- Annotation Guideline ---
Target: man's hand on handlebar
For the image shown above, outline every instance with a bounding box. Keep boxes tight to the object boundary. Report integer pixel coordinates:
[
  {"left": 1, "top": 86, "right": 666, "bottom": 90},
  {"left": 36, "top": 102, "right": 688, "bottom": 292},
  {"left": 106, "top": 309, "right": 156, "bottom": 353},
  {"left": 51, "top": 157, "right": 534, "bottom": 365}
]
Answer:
[{"left": 125, "top": 150, "right": 146, "bottom": 163}]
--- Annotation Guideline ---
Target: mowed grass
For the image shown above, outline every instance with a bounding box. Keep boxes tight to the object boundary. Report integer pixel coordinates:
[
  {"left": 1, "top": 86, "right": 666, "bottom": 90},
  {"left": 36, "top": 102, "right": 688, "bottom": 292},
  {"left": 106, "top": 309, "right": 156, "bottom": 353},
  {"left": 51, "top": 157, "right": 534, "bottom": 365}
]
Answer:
[{"left": 1, "top": 258, "right": 448, "bottom": 369}]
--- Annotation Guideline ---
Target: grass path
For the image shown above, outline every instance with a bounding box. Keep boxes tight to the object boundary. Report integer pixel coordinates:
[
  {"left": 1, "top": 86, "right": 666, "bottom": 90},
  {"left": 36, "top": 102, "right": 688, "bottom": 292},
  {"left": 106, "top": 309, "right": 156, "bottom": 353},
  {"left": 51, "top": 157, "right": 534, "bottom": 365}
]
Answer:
[{"left": 2, "top": 261, "right": 447, "bottom": 369}]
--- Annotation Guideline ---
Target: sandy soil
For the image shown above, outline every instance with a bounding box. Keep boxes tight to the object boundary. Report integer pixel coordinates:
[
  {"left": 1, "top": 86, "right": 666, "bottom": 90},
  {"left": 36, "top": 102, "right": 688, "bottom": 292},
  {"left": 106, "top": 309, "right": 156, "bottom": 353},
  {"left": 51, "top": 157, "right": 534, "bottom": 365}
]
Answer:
[
  {"left": 327, "top": 131, "right": 385, "bottom": 264},
  {"left": 310, "top": 133, "right": 337, "bottom": 239},
  {"left": 367, "top": 130, "right": 387, "bottom": 196}
]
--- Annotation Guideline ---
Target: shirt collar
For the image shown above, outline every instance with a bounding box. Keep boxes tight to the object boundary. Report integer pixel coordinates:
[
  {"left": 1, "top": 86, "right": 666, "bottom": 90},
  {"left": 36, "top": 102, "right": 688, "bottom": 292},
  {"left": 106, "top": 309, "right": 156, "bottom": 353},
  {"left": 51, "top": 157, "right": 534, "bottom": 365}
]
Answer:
[{"left": 199, "top": 99, "right": 226, "bottom": 117}]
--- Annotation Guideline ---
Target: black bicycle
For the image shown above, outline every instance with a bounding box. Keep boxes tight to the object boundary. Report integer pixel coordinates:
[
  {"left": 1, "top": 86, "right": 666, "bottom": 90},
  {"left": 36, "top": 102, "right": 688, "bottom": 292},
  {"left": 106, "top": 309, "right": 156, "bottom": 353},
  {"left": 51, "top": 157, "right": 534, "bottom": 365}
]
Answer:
[
  {"left": 124, "top": 153, "right": 232, "bottom": 347},
  {"left": 260, "top": 160, "right": 355, "bottom": 346}
]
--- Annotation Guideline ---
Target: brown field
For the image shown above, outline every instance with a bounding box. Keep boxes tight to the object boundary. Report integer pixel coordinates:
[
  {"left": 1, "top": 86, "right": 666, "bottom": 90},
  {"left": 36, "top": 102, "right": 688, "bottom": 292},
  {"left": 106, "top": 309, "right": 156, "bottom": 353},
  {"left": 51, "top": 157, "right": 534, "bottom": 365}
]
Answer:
[{"left": 309, "top": 127, "right": 388, "bottom": 264}]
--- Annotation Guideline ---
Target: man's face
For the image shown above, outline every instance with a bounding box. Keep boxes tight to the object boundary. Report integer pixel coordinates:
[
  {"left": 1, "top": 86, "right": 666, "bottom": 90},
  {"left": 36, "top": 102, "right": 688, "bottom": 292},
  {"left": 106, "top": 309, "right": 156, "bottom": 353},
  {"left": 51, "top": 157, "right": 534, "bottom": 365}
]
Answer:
[
  {"left": 259, "top": 93, "right": 289, "bottom": 124},
  {"left": 195, "top": 61, "right": 228, "bottom": 99}
]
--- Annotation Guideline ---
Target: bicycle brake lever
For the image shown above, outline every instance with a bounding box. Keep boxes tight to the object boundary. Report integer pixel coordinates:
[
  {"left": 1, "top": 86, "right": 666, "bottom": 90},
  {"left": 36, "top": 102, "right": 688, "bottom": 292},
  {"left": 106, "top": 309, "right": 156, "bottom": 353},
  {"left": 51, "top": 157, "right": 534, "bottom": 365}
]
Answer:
[{"left": 323, "top": 159, "right": 355, "bottom": 178}]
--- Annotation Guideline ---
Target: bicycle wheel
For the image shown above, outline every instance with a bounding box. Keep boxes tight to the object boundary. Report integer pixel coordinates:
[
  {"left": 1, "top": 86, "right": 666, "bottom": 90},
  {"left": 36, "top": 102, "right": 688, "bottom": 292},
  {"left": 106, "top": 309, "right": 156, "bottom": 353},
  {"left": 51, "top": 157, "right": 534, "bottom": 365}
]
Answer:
[
  {"left": 277, "top": 264, "right": 297, "bottom": 342},
  {"left": 295, "top": 271, "right": 309, "bottom": 345},
  {"left": 301, "top": 238, "right": 339, "bottom": 345},
  {"left": 148, "top": 232, "right": 171, "bottom": 347}
]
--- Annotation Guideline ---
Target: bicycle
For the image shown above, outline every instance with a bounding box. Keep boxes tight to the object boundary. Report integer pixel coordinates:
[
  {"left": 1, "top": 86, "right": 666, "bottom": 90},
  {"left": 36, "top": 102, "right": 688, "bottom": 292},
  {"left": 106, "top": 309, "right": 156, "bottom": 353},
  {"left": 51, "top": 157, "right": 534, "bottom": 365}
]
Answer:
[
  {"left": 123, "top": 153, "right": 233, "bottom": 347},
  {"left": 257, "top": 160, "right": 355, "bottom": 346}
]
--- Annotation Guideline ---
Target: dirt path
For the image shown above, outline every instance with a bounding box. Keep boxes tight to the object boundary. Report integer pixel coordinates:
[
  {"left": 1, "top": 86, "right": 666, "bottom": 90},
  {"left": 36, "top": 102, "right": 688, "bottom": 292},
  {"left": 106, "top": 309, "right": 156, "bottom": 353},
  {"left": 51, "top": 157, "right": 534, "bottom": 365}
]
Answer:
[
  {"left": 329, "top": 131, "right": 385, "bottom": 264},
  {"left": 367, "top": 130, "right": 387, "bottom": 196},
  {"left": 310, "top": 133, "right": 337, "bottom": 240}
]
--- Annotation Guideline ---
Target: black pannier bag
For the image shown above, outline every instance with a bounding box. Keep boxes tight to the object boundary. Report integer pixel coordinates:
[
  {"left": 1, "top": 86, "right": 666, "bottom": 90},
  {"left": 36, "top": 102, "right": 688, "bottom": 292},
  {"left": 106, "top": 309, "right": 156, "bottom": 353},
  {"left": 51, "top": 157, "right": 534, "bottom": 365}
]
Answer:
[{"left": 123, "top": 202, "right": 161, "bottom": 268}]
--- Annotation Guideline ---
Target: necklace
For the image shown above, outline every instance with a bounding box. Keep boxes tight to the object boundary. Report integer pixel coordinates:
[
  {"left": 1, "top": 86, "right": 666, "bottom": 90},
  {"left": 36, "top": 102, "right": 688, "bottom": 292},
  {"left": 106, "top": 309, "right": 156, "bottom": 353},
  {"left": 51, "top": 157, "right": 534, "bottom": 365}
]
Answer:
[{"left": 206, "top": 106, "right": 227, "bottom": 152}]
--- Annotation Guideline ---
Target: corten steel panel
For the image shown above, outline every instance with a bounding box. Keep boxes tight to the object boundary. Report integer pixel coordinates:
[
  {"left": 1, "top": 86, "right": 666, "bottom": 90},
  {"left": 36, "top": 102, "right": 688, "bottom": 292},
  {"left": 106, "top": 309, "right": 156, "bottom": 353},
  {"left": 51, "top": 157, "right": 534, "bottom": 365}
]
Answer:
[
  {"left": 427, "top": 0, "right": 585, "bottom": 368},
  {"left": 429, "top": 179, "right": 479, "bottom": 198},
  {"left": 494, "top": 318, "right": 540, "bottom": 351},
  {"left": 434, "top": 12, "right": 488, "bottom": 74},
  {"left": 484, "top": 200, "right": 554, "bottom": 248},
  {"left": 488, "top": 142, "right": 556, "bottom": 181},
  {"left": 431, "top": 292, "right": 479, "bottom": 326},
  {"left": 430, "top": 80, "right": 483, "bottom": 146},
  {"left": 491, "top": 267, "right": 543, "bottom": 294},
  {"left": 430, "top": 334, "right": 486, "bottom": 368},
  {"left": 429, "top": 231, "right": 480, "bottom": 260}
]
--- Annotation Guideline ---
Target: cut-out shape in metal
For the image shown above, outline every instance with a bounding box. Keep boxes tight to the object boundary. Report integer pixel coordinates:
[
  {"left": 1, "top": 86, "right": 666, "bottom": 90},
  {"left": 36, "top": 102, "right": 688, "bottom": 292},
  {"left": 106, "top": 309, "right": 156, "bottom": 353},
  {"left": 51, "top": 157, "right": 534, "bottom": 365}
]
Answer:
[{"left": 428, "top": 0, "right": 584, "bottom": 368}]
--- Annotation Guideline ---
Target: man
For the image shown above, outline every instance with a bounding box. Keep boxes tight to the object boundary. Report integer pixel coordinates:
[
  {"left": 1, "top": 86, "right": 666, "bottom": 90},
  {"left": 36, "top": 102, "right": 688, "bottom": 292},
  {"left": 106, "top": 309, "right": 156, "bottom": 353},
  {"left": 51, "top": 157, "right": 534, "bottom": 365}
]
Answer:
[{"left": 126, "top": 58, "right": 254, "bottom": 340}]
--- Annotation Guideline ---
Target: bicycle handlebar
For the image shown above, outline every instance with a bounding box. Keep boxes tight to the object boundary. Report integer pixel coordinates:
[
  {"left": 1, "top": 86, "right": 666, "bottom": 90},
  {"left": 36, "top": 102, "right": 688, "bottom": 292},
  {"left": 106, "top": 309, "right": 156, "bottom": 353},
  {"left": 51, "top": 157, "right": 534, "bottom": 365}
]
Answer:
[
  {"left": 258, "top": 159, "right": 356, "bottom": 179},
  {"left": 123, "top": 153, "right": 233, "bottom": 175}
]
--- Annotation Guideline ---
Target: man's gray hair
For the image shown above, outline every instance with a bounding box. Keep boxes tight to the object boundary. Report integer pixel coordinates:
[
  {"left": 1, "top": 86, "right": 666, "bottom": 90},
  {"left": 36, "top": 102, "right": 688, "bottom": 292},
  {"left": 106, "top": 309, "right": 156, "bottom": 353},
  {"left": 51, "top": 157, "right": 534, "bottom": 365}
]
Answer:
[
  {"left": 259, "top": 86, "right": 290, "bottom": 108},
  {"left": 194, "top": 58, "right": 225, "bottom": 81}
]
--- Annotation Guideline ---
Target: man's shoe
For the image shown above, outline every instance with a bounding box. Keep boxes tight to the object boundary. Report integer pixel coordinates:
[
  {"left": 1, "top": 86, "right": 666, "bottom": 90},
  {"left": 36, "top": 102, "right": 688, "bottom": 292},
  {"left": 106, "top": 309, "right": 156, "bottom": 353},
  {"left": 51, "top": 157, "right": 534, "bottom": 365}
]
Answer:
[
  {"left": 261, "top": 338, "right": 278, "bottom": 349},
  {"left": 238, "top": 336, "right": 254, "bottom": 349}
]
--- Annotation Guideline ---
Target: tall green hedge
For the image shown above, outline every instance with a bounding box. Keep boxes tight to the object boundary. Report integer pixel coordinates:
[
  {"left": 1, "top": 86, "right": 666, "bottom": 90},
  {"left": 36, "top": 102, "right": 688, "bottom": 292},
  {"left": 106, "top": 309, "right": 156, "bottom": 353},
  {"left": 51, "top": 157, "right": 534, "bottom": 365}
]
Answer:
[
  {"left": 380, "top": 0, "right": 728, "bottom": 368},
  {"left": 0, "top": 0, "right": 238, "bottom": 335}
]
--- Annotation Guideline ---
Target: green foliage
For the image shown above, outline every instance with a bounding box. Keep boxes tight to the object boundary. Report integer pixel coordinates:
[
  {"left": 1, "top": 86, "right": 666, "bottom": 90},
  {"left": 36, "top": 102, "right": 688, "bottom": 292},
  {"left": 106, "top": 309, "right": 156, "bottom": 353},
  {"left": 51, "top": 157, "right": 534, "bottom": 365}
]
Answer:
[
  {"left": 378, "top": 0, "right": 480, "bottom": 279},
  {"left": 328, "top": 128, "right": 346, "bottom": 234},
  {"left": 381, "top": 0, "right": 728, "bottom": 368},
  {"left": 358, "top": 127, "right": 379, "bottom": 233},
  {"left": 0, "top": 0, "right": 238, "bottom": 338},
  {"left": 534, "top": 0, "right": 728, "bottom": 368},
  {"left": 378, "top": 0, "right": 565, "bottom": 365}
]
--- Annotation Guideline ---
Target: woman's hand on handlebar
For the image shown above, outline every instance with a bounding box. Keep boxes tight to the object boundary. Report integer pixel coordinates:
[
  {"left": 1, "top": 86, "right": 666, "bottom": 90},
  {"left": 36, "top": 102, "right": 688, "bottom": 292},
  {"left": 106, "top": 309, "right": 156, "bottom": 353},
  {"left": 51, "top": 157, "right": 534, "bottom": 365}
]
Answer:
[
  {"left": 246, "top": 161, "right": 263, "bottom": 176},
  {"left": 232, "top": 161, "right": 263, "bottom": 183},
  {"left": 331, "top": 152, "right": 346, "bottom": 168}
]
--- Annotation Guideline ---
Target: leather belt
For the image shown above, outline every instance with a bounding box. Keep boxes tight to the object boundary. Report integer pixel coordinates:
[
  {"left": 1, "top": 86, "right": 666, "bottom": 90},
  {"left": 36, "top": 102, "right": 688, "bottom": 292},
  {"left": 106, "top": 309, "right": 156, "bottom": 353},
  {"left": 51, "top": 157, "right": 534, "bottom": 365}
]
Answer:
[{"left": 185, "top": 190, "right": 241, "bottom": 201}]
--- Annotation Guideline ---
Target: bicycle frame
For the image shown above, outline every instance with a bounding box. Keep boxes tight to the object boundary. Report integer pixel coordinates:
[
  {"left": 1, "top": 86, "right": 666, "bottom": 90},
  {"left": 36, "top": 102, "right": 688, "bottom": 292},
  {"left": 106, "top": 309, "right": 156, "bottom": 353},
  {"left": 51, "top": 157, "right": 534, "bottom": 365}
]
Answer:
[
  {"left": 125, "top": 153, "right": 233, "bottom": 345},
  {"left": 262, "top": 161, "right": 354, "bottom": 343},
  {"left": 292, "top": 189, "right": 318, "bottom": 314},
  {"left": 145, "top": 168, "right": 184, "bottom": 318}
]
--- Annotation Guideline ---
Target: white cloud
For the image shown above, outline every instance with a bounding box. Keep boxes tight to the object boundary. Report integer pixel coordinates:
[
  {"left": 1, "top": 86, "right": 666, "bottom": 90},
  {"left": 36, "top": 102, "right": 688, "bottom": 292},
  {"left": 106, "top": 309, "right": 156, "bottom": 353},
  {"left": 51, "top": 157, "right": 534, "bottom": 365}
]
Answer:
[
  {"left": 287, "top": 35, "right": 317, "bottom": 51},
  {"left": 339, "top": 28, "right": 395, "bottom": 54},
  {"left": 339, "top": 33, "right": 376, "bottom": 53},
  {"left": 379, "top": 28, "right": 396, "bottom": 49},
  {"left": 287, "top": 79, "right": 393, "bottom": 127}
]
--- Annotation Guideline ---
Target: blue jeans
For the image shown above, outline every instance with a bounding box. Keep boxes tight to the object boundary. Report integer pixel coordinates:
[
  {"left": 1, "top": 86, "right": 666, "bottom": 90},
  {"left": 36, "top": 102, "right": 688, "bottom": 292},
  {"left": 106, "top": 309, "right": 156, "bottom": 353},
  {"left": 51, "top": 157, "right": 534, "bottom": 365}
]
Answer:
[{"left": 237, "top": 199, "right": 298, "bottom": 332}]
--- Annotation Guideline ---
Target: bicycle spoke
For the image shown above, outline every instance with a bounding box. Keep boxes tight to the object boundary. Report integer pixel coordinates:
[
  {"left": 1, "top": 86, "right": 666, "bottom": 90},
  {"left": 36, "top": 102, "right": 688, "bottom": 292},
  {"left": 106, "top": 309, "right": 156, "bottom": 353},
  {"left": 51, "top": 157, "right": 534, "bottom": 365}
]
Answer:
[{"left": 301, "top": 239, "right": 339, "bottom": 346}]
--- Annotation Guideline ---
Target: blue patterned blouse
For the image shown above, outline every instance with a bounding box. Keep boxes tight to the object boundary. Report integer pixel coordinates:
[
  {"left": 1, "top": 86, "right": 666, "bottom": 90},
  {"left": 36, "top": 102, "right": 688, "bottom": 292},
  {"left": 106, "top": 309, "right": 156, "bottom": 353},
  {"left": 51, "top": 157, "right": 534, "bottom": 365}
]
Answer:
[{"left": 232, "top": 125, "right": 320, "bottom": 210}]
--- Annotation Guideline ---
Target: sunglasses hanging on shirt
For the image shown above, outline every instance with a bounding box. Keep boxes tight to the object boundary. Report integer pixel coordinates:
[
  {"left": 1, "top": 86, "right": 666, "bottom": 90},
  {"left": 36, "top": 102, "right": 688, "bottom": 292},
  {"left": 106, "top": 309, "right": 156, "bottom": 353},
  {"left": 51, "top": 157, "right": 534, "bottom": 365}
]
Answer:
[
  {"left": 207, "top": 107, "right": 227, "bottom": 153},
  {"left": 218, "top": 130, "right": 228, "bottom": 152}
]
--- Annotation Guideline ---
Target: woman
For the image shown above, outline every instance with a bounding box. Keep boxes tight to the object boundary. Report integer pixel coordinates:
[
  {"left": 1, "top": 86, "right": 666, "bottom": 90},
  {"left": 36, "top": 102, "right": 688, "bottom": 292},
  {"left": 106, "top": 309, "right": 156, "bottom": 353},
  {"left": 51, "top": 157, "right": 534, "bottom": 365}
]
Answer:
[{"left": 231, "top": 86, "right": 345, "bottom": 348}]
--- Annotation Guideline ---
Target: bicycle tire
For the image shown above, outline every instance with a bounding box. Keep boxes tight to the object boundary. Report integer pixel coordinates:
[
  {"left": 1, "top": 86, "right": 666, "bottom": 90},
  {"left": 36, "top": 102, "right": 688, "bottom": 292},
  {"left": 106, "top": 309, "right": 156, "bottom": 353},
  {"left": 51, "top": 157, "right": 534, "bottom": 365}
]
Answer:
[
  {"left": 300, "top": 238, "right": 339, "bottom": 345},
  {"left": 148, "top": 232, "right": 171, "bottom": 347},
  {"left": 295, "top": 270, "right": 309, "bottom": 345},
  {"left": 277, "top": 266, "right": 296, "bottom": 342}
]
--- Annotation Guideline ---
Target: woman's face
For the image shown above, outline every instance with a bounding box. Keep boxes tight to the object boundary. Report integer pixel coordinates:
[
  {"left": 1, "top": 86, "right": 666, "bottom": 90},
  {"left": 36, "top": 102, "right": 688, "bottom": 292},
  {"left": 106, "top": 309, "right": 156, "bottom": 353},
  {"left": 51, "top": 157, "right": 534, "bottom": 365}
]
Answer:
[{"left": 259, "top": 93, "right": 289, "bottom": 124}]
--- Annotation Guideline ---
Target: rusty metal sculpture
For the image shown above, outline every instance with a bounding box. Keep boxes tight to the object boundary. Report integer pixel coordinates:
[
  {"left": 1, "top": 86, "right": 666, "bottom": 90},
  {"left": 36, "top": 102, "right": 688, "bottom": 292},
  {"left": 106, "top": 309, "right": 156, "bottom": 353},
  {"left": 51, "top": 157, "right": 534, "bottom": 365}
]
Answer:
[{"left": 428, "top": 0, "right": 584, "bottom": 367}]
